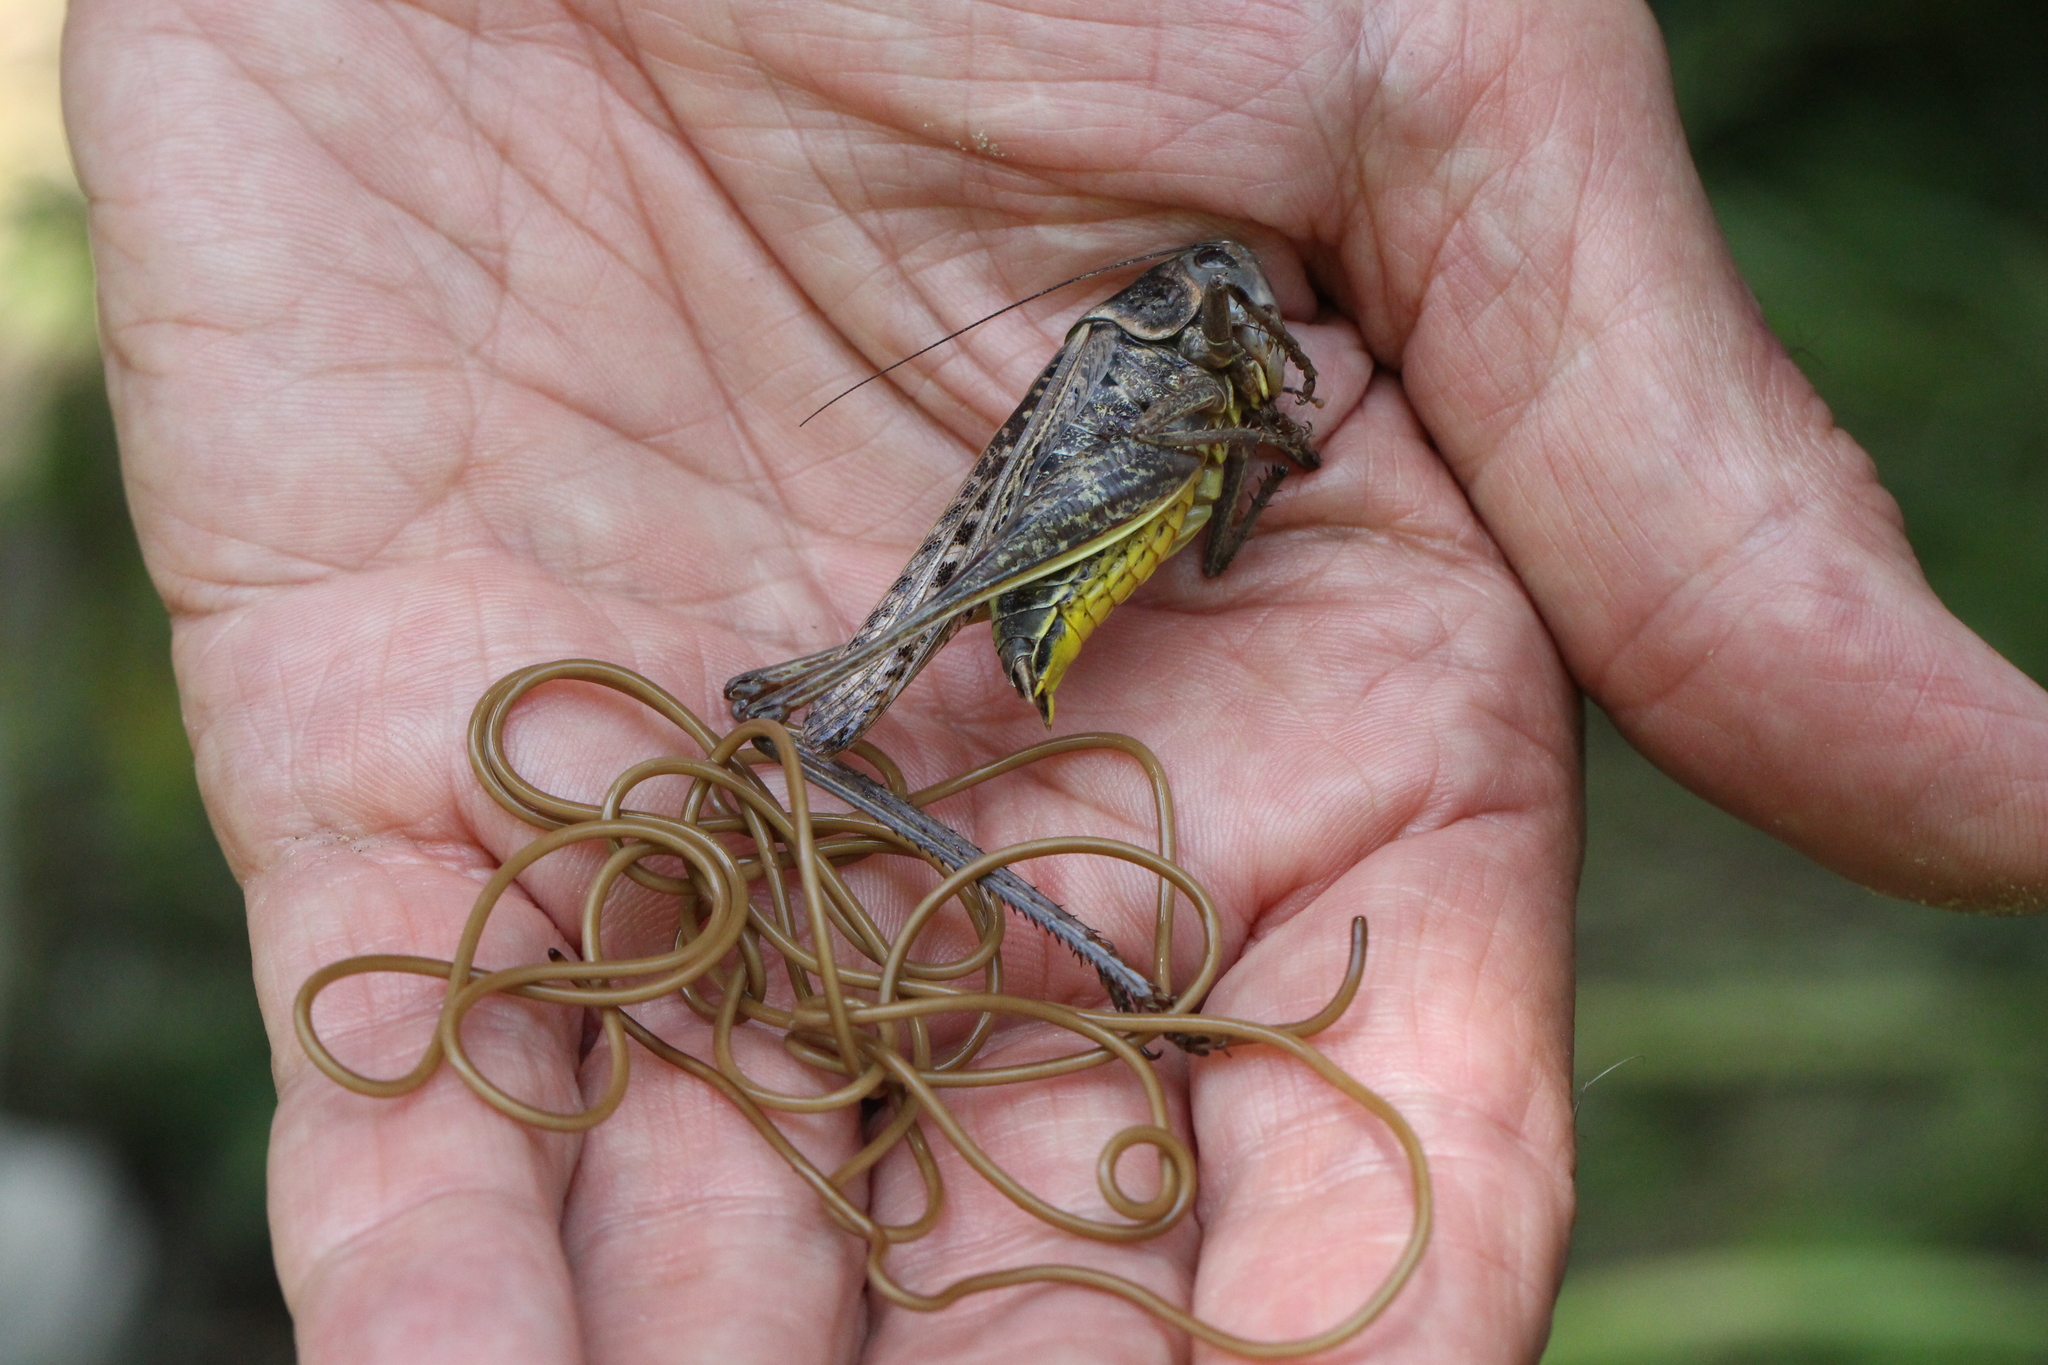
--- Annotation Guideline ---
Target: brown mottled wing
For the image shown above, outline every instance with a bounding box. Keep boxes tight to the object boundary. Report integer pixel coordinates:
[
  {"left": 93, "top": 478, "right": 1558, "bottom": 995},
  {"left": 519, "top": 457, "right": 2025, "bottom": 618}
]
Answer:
[
  {"left": 749, "top": 408, "right": 1204, "bottom": 750},
  {"left": 799, "top": 322, "right": 1121, "bottom": 753}
]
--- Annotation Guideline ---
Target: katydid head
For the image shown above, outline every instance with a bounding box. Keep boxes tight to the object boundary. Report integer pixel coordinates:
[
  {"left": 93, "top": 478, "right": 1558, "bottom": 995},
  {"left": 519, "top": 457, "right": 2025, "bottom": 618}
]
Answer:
[
  {"left": 1180, "top": 241, "right": 1292, "bottom": 407},
  {"left": 1086, "top": 241, "right": 1305, "bottom": 410}
]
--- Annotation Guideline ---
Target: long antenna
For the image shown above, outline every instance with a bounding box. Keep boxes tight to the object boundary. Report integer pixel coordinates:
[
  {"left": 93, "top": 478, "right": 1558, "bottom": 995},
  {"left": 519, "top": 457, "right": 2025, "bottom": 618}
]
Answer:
[{"left": 798, "top": 245, "right": 1183, "bottom": 427}]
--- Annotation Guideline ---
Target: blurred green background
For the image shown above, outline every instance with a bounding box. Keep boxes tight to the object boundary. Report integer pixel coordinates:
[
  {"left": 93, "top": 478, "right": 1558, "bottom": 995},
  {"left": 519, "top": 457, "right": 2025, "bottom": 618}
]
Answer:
[
  {"left": 0, "top": 1, "right": 2043, "bottom": 1360},
  {"left": 1560, "top": 1, "right": 2048, "bottom": 1361}
]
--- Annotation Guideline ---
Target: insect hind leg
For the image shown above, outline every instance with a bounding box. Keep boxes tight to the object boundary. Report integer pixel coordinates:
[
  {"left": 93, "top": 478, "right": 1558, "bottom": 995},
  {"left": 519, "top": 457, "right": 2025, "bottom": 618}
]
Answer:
[{"left": 724, "top": 643, "right": 844, "bottom": 715}]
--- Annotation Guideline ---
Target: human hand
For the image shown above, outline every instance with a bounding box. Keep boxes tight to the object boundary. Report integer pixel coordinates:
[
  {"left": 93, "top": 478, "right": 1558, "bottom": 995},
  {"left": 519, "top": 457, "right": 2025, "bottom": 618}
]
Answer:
[{"left": 66, "top": 1, "right": 2047, "bottom": 1362}]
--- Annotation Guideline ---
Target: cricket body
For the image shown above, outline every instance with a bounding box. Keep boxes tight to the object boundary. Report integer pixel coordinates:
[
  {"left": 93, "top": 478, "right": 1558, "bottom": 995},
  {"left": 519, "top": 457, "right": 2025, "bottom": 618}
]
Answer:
[{"left": 726, "top": 241, "right": 1321, "bottom": 1015}]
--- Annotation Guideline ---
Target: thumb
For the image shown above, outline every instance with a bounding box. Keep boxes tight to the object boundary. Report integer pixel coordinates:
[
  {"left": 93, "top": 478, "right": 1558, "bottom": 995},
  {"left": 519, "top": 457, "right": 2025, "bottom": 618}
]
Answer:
[{"left": 1354, "top": 0, "right": 2048, "bottom": 909}]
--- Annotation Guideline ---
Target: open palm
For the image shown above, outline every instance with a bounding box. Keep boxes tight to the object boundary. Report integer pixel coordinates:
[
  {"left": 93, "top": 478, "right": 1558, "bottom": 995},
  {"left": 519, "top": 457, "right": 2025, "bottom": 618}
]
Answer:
[{"left": 67, "top": 1, "right": 2048, "bottom": 1362}]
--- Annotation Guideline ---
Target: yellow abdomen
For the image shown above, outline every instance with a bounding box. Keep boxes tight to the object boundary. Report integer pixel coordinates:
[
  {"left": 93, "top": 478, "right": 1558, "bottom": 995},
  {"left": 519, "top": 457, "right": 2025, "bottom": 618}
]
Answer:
[
  {"left": 992, "top": 387, "right": 1251, "bottom": 722},
  {"left": 1026, "top": 456, "right": 1225, "bottom": 709}
]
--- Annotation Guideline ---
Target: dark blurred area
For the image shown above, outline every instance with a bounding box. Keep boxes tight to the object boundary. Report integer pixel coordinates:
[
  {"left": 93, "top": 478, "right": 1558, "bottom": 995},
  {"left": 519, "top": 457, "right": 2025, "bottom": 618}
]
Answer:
[
  {"left": 1557, "top": 1, "right": 2048, "bottom": 1360},
  {"left": 0, "top": 1, "right": 2043, "bottom": 1361},
  {"left": 0, "top": 188, "right": 289, "bottom": 1360}
]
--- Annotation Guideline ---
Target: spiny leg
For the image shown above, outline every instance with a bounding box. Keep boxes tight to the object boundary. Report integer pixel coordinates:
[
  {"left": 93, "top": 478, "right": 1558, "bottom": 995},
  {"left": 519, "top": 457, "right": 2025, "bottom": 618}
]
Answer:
[
  {"left": 1252, "top": 405, "right": 1320, "bottom": 470},
  {"left": 1139, "top": 418, "right": 1317, "bottom": 471},
  {"left": 1202, "top": 458, "right": 1290, "bottom": 578},
  {"left": 1186, "top": 278, "right": 1321, "bottom": 412},
  {"left": 791, "top": 743, "right": 1166, "bottom": 1011},
  {"left": 1234, "top": 291, "right": 1321, "bottom": 408}
]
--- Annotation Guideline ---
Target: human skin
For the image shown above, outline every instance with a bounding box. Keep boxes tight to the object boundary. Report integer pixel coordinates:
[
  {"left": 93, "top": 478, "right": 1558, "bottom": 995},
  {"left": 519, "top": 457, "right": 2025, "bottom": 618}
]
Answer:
[{"left": 63, "top": 0, "right": 2048, "bottom": 1362}]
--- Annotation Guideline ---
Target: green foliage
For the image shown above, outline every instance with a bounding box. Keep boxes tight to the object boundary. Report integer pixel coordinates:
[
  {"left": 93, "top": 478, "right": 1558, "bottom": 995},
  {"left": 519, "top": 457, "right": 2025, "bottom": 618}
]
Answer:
[
  {"left": 1565, "top": 708, "right": 2048, "bottom": 1362},
  {"left": 1549, "top": 1247, "right": 2048, "bottom": 1365}
]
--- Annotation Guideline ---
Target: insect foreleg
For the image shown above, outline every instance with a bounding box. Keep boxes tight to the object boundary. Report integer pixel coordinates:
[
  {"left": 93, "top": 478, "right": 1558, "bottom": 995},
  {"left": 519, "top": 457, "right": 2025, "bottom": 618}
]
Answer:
[
  {"left": 1248, "top": 404, "right": 1321, "bottom": 469},
  {"left": 1236, "top": 292, "right": 1322, "bottom": 408},
  {"left": 1137, "top": 416, "right": 1319, "bottom": 470}
]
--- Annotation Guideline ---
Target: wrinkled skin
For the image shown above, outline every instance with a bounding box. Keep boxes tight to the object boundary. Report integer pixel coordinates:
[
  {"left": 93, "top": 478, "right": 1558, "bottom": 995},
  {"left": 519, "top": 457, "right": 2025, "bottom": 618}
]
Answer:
[{"left": 64, "top": 1, "right": 2048, "bottom": 1362}]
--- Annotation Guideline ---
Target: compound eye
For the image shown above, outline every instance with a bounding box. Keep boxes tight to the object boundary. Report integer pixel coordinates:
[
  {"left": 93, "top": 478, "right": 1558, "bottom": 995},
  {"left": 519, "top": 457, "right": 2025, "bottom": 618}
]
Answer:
[{"left": 1191, "top": 245, "right": 1235, "bottom": 272}]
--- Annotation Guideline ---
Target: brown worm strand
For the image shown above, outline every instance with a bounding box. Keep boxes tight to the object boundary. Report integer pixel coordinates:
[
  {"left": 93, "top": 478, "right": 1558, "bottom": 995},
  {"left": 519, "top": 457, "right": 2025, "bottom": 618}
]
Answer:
[{"left": 295, "top": 658, "right": 1432, "bottom": 1357}]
